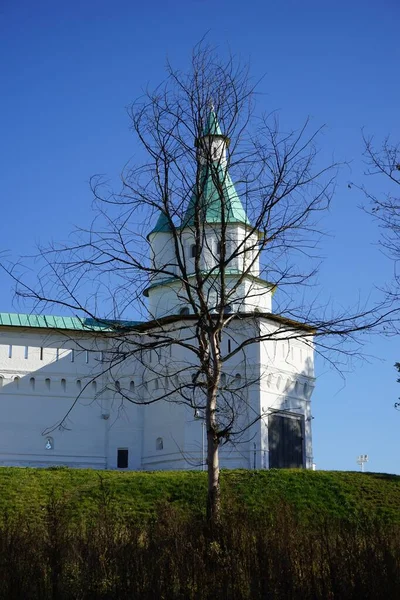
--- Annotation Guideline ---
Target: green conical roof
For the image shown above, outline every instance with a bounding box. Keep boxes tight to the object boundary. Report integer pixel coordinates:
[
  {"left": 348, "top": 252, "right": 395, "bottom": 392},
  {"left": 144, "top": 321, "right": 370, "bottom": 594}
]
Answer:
[
  {"left": 149, "top": 211, "right": 171, "bottom": 235},
  {"left": 148, "top": 110, "right": 250, "bottom": 236},
  {"left": 182, "top": 164, "right": 250, "bottom": 228},
  {"left": 203, "top": 110, "right": 223, "bottom": 136}
]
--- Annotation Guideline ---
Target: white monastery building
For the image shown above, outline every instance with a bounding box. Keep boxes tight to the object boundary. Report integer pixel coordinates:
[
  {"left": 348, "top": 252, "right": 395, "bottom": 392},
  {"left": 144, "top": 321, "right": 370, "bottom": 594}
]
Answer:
[{"left": 0, "top": 112, "right": 315, "bottom": 471}]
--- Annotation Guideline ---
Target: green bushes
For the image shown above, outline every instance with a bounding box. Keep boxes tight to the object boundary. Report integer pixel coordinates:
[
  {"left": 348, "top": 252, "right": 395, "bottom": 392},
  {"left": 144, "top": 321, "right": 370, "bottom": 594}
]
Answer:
[
  {"left": 0, "top": 497, "right": 398, "bottom": 599},
  {"left": 0, "top": 469, "right": 398, "bottom": 598}
]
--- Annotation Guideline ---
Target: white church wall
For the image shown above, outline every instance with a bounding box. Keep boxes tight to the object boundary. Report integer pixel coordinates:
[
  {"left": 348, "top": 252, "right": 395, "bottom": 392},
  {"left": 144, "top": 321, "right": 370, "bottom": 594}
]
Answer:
[{"left": 0, "top": 327, "right": 142, "bottom": 469}]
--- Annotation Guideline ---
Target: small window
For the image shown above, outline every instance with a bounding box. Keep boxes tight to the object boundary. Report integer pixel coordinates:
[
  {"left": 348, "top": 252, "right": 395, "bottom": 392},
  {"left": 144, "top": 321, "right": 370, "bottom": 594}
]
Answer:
[
  {"left": 85, "top": 350, "right": 89, "bottom": 364},
  {"left": 24, "top": 346, "right": 29, "bottom": 359},
  {"left": 77, "top": 379, "right": 82, "bottom": 391},
  {"left": 235, "top": 373, "right": 242, "bottom": 381},
  {"left": 117, "top": 448, "right": 128, "bottom": 469},
  {"left": 61, "top": 378, "right": 66, "bottom": 392},
  {"left": 224, "top": 304, "right": 232, "bottom": 314},
  {"left": 179, "top": 307, "right": 190, "bottom": 316},
  {"left": 30, "top": 377, "right": 35, "bottom": 390},
  {"left": 216, "top": 241, "right": 222, "bottom": 256},
  {"left": 130, "top": 380, "right": 135, "bottom": 392},
  {"left": 156, "top": 437, "right": 163, "bottom": 451},
  {"left": 228, "top": 339, "right": 231, "bottom": 353},
  {"left": 45, "top": 378, "right": 51, "bottom": 390},
  {"left": 0, "top": 377, "right": 3, "bottom": 389},
  {"left": 56, "top": 348, "right": 60, "bottom": 361},
  {"left": 92, "top": 380, "right": 97, "bottom": 393},
  {"left": 45, "top": 437, "right": 54, "bottom": 450},
  {"left": 115, "top": 380, "right": 121, "bottom": 391},
  {"left": 220, "top": 373, "right": 226, "bottom": 386},
  {"left": 213, "top": 145, "right": 218, "bottom": 158},
  {"left": 13, "top": 376, "right": 20, "bottom": 388},
  {"left": 8, "top": 345, "right": 12, "bottom": 359},
  {"left": 39, "top": 347, "right": 44, "bottom": 361},
  {"left": 154, "top": 378, "right": 159, "bottom": 390},
  {"left": 190, "top": 244, "right": 196, "bottom": 258},
  {"left": 70, "top": 349, "right": 75, "bottom": 363}
]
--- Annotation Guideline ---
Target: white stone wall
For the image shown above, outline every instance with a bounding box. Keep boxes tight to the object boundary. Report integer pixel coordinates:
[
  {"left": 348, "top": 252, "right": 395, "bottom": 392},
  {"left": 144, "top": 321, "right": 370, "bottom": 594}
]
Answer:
[{"left": 0, "top": 314, "right": 315, "bottom": 471}]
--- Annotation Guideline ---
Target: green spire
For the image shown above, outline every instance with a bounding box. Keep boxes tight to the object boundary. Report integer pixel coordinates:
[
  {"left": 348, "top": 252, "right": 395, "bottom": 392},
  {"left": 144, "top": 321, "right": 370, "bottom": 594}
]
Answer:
[
  {"left": 182, "top": 164, "right": 250, "bottom": 227},
  {"left": 148, "top": 109, "right": 251, "bottom": 236},
  {"left": 203, "top": 110, "right": 223, "bottom": 137}
]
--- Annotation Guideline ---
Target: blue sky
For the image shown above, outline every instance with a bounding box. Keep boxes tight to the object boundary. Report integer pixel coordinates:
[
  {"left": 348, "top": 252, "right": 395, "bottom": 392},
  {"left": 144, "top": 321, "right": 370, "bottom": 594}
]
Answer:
[{"left": 1, "top": 0, "right": 399, "bottom": 473}]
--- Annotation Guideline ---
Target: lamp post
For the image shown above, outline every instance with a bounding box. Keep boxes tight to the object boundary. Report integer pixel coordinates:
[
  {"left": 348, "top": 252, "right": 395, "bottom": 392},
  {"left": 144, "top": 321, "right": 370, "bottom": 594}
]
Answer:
[
  {"left": 357, "top": 454, "right": 368, "bottom": 472},
  {"left": 194, "top": 409, "right": 206, "bottom": 471}
]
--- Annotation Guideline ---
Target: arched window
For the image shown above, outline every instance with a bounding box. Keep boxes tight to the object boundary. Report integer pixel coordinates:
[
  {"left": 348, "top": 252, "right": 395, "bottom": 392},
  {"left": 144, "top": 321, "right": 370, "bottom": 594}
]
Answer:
[
  {"left": 220, "top": 373, "right": 226, "bottom": 386},
  {"left": 154, "top": 378, "right": 159, "bottom": 390},
  {"left": 235, "top": 373, "right": 242, "bottom": 382},
  {"left": 92, "top": 380, "right": 97, "bottom": 393},
  {"left": 30, "top": 377, "right": 35, "bottom": 391},
  {"left": 190, "top": 244, "right": 196, "bottom": 258},
  {"left": 224, "top": 304, "right": 232, "bottom": 314},
  {"left": 45, "top": 378, "right": 51, "bottom": 390},
  {"left": 130, "top": 380, "right": 135, "bottom": 392},
  {"left": 13, "top": 376, "right": 20, "bottom": 389},
  {"left": 0, "top": 376, "right": 3, "bottom": 389},
  {"left": 61, "top": 379, "right": 66, "bottom": 392},
  {"left": 156, "top": 437, "right": 163, "bottom": 451},
  {"left": 77, "top": 379, "right": 82, "bottom": 391},
  {"left": 216, "top": 241, "right": 222, "bottom": 256},
  {"left": 115, "top": 380, "right": 121, "bottom": 392},
  {"left": 45, "top": 437, "right": 54, "bottom": 450},
  {"left": 179, "top": 306, "right": 190, "bottom": 316}
]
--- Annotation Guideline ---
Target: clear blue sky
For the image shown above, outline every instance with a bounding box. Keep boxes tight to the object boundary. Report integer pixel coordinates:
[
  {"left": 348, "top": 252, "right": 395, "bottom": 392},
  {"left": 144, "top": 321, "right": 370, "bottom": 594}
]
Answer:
[{"left": 1, "top": 0, "right": 399, "bottom": 473}]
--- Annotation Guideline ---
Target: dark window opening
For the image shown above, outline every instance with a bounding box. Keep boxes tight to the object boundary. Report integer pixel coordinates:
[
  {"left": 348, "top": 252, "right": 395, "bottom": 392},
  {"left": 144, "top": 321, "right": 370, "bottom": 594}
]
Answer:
[
  {"left": 190, "top": 244, "right": 196, "bottom": 258},
  {"left": 117, "top": 448, "right": 129, "bottom": 469},
  {"left": 179, "top": 306, "right": 190, "bottom": 316}
]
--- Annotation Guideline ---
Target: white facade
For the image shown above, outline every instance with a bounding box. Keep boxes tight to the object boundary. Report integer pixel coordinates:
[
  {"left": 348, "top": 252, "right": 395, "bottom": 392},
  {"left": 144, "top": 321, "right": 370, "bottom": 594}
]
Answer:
[
  {"left": 0, "top": 111, "right": 315, "bottom": 471},
  {"left": 0, "top": 313, "right": 315, "bottom": 470}
]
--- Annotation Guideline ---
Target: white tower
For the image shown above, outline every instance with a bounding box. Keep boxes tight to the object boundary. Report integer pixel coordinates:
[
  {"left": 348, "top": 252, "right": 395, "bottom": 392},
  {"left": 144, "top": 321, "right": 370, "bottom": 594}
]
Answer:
[{"left": 145, "top": 111, "right": 274, "bottom": 319}]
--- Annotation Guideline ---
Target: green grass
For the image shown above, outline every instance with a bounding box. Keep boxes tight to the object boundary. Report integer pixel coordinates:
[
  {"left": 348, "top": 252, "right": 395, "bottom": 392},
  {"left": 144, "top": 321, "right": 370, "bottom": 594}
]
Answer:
[{"left": 0, "top": 467, "right": 398, "bottom": 523}]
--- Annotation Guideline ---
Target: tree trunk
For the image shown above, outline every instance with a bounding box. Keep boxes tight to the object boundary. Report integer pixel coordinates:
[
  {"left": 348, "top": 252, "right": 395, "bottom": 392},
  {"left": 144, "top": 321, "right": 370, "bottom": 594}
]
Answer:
[{"left": 206, "top": 386, "right": 221, "bottom": 525}]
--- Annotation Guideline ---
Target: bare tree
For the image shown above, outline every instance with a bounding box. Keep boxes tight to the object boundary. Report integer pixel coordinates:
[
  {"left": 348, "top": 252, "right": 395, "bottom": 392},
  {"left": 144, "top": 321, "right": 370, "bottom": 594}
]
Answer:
[
  {"left": 360, "top": 133, "right": 400, "bottom": 299},
  {"left": 5, "top": 43, "right": 390, "bottom": 523},
  {"left": 359, "top": 133, "right": 400, "bottom": 409}
]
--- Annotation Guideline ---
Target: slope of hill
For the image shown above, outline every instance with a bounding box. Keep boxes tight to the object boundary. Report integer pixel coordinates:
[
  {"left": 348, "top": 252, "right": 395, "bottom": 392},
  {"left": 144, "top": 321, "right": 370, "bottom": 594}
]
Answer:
[{"left": 0, "top": 467, "right": 398, "bottom": 523}]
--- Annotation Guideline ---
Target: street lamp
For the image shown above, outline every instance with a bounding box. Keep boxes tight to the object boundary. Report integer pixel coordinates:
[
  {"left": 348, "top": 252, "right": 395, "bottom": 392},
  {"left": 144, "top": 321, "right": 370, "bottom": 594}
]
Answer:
[
  {"left": 357, "top": 454, "right": 368, "bottom": 472},
  {"left": 194, "top": 409, "right": 206, "bottom": 471}
]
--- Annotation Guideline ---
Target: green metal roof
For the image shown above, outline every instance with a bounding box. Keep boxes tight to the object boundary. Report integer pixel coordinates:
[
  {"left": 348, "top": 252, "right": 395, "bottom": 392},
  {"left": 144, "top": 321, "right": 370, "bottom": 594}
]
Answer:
[
  {"left": 148, "top": 211, "right": 172, "bottom": 235},
  {"left": 182, "top": 164, "right": 250, "bottom": 228},
  {"left": 143, "top": 270, "right": 275, "bottom": 297},
  {"left": 0, "top": 313, "right": 140, "bottom": 332},
  {"left": 148, "top": 110, "right": 250, "bottom": 237},
  {"left": 203, "top": 110, "right": 223, "bottom": 137}
]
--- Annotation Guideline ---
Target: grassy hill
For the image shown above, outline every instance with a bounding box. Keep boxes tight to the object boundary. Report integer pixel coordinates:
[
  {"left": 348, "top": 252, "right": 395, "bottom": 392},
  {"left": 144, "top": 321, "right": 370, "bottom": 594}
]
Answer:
[{"left": 0, "top": 467, "right": 399, "bottom": 523}]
